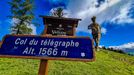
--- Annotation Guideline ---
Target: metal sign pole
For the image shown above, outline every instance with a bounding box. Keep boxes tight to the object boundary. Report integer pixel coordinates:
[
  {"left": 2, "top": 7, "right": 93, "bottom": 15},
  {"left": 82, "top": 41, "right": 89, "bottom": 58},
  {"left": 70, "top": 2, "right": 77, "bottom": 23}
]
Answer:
[{"left": 38, "top": 60, "right": 48, "bottom": 75}]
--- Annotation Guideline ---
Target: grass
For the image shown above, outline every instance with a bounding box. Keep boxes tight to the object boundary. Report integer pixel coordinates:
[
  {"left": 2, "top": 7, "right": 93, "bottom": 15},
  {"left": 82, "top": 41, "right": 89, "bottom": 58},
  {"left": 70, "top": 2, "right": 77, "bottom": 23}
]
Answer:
[{"left": 0, "top": 49, "right": 134, "bottom": 75}]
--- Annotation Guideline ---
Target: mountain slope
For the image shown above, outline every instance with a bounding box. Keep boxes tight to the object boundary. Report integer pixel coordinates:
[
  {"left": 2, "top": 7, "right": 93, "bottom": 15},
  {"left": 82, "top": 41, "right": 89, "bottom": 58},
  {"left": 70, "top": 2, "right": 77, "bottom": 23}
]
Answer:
[{"left": 0, "top": 49, "right": 134, "bottom": 75}]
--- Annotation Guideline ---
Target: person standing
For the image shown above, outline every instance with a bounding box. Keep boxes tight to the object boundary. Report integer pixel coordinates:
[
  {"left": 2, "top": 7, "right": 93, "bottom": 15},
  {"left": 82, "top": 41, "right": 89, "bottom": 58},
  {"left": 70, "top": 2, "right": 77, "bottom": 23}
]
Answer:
[{"left": 88, "top": 16, "right": 101, "bottom": 51}]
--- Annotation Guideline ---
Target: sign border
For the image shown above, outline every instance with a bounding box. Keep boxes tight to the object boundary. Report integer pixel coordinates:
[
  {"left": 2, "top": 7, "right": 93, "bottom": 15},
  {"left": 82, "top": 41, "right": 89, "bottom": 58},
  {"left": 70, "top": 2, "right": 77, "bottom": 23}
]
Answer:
[{"left": 0, "top": 35, "right": 95, "bottom": 62}]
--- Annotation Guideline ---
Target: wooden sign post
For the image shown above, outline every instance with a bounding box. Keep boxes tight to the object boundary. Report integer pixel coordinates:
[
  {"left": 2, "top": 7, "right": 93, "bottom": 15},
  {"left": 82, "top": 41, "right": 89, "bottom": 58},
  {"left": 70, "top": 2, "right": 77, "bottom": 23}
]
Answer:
[
  {"left": 38, "top": 60, "right": 48, "bottom": 75},
  {"left": 39, "top": 16, "right": 81, "bottom": 75}
]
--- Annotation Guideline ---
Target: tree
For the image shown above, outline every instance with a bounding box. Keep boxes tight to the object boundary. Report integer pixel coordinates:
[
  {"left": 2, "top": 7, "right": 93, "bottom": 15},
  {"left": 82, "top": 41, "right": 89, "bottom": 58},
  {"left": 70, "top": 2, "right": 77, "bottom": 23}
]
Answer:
[
  {"left": 102, "top": 46, "right": 106, "bottom": 49},
  {"left": 56, "top": 7, "right": 63, "bottom": 18},
  {"left": 8, "top": 0, "right": 34, "bottom": 34},
  {"left": 51, "top": 7, "right": 64, "bottom": 18}
]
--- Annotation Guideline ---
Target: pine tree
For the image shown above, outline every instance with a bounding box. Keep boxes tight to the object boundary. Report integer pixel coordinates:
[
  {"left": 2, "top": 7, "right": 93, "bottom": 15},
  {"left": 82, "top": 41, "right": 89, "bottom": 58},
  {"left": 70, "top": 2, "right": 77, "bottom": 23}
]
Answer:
[
  {"left": 8, "top": 0, "right": 34, "bottom": 34},
  {"left": 51, "top": 7, "right": 64, "bottom": 18},
  {"left": 56, "top": 7, "right": 63, "bottom": 18}
]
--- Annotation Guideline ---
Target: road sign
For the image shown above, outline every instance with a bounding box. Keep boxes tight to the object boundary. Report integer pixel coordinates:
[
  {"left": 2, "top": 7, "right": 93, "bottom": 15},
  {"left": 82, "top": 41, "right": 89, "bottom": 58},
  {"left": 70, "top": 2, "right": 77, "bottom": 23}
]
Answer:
[{"left": 0, "top": 35, "right": 94, "bottom": 61}]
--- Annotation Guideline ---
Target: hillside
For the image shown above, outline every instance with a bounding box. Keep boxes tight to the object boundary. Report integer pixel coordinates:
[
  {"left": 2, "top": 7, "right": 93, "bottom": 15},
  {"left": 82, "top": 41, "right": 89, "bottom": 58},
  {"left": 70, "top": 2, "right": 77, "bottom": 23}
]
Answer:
[{"left": 0, "top": 49, "right": 134, "bottom": 75}]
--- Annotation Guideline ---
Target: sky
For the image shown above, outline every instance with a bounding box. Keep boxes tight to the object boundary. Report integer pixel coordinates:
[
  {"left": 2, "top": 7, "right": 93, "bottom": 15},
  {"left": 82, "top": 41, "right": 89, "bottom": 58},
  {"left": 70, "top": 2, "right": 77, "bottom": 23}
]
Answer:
[{"left": 0, "top": 0, "right": 134, "bottom": 50}]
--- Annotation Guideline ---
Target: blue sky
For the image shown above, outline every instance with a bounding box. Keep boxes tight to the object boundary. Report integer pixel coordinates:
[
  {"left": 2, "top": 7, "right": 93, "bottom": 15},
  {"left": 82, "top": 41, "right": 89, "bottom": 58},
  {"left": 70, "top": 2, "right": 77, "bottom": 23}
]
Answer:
[{"left": 0, "top": 0, "right": 134, "bottom": 49}]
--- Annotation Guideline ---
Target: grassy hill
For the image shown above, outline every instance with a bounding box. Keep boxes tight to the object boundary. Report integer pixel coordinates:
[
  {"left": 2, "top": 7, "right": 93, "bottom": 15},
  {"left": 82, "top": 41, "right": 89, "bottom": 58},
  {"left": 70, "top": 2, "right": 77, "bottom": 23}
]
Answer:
[{"left": 0, "top": 49, "right": 134, "bottom": 75}]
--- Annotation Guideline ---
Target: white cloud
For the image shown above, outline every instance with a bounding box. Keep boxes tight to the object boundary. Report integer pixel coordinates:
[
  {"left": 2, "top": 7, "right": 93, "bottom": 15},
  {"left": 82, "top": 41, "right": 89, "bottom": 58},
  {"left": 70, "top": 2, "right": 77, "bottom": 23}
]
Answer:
[
  {"left": 66, "top": 0, "right": 121, "bottom": 34},
  {"left": 77, "top": 27, "right": 107, "bottom": 35},
  {"left": 109, "top": 42, "right": 134, "bottom": 50},
  {"left": 101, "top": 27, "right": 107, "bottom": 34},
  {"left": 75, "top": 0, "right": 120, "bottom": 19},
  {"left": 68, "top": 0, "right": 121, "bottom": 19},
  {"left": 12, "top": 18, "right": 20, "bottom": 25},
  {"left": 27, "top": 24, "right": 37, "bottom": 35},
  {"left": 63, "top": 9, "right": 70, "bottom": 17},
  {"left": 111, "top": 2, "right": 134, "bottom": 24}
]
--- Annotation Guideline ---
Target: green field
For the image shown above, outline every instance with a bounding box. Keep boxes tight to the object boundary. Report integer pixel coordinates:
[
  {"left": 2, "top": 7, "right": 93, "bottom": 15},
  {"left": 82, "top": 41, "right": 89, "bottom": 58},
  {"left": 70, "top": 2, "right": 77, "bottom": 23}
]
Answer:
[{"left": 0, "top": 49, "right": 134, "bottom": 75}]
